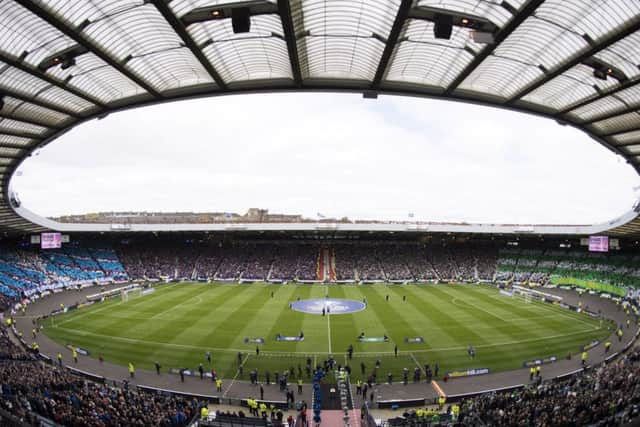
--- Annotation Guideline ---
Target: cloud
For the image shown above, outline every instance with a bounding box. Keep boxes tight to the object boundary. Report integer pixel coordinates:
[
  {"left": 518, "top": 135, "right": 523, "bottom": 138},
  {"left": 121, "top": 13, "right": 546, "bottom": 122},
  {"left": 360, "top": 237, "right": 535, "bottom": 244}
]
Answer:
[{"left": 13, "top": 93, "right": 640, "bottom": 224}]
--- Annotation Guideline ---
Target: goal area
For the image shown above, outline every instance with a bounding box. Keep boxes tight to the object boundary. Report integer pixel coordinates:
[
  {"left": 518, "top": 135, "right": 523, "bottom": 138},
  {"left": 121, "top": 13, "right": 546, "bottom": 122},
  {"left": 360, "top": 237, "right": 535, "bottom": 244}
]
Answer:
[{"left": 122, "top": 287, "right": 142, "bottom": 302}]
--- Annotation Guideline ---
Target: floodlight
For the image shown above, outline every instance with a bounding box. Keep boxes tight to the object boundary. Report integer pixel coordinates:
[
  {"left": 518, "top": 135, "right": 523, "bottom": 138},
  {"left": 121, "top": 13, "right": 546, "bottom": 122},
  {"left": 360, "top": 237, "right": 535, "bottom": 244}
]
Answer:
[
  {"left": 433, "top": 13, "right": 453, "bottom": 39},
  {"left": 232, "top": 7, "right": 251, "bottom": 33}
]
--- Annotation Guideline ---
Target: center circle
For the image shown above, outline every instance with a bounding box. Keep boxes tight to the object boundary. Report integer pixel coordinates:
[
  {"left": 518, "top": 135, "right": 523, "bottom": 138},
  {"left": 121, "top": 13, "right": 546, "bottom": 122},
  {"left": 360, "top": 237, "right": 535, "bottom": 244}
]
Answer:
[{"left": 290, "top": 298, "right": 366, "bottom": 315}]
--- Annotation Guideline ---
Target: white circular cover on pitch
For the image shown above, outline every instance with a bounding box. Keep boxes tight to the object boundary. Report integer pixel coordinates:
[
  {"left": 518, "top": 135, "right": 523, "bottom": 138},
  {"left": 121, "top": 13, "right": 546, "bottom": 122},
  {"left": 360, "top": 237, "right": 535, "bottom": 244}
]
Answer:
[{"left": 290, "top": 298, "right": 366, "bottom": 315}]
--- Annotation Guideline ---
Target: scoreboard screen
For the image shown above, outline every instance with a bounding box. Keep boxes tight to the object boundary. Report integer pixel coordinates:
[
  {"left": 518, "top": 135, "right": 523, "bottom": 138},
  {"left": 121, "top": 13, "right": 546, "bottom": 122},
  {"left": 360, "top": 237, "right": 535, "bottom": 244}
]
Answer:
[
  {"left": 588, "top": 236, "right": 609, "bottom": 252},
  {"left": 41, "top": 232, "right": 62, "bottom": 249}
]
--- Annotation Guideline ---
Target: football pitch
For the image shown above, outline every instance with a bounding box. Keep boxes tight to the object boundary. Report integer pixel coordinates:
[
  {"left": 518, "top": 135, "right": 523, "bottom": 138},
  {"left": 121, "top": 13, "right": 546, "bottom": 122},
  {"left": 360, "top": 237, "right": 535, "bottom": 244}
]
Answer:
[{"left": 41, "top": 283, "right": 612, "bottom": 382}]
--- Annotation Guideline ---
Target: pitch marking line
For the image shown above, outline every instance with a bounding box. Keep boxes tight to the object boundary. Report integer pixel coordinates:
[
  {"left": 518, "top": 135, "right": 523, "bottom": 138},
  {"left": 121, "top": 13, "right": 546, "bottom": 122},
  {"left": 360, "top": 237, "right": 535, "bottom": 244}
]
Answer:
[
  {"left": 327, "top": 309, "right": 332, "bottom": 354},
  {"left": 478, "top": 294, "right": 600, "bottom": 330},
  {"left": 150, "top": 288, "right": 208, "bottom": 319},
  {"left": 450, "top": 297, "right": 503, "bottom": 320},
  {"left": 451, "top": 289, "right": 600, "bottom": 331},
  {"left": 448, "top": 296, "right": 587, "bottom": 327},
  {"left": 56, "top": 282, "right": 182, "bottom": 326},
  {"left": 448, "top": 296, "right": 551, "bottom": 326},
  {"left": 409, "top": 352, "right": 425, "bottom": 374},
  {"left": 527, "top": 299, "right": 599, "bottom": 330},
  {"left": 223, "top": 353, "right": 250, "bottom": 398},
  {"left": 55, "top": 299, "right": 125, "bottom": 327},
  {"left": 50, "top": 325, "right": 603, "bottom": 356},
  {"left": 494, "top": 291, "right": 600, "bottom": 330},
  {"left": 325, "top": 285, "right": 333, "bottom": 355}
]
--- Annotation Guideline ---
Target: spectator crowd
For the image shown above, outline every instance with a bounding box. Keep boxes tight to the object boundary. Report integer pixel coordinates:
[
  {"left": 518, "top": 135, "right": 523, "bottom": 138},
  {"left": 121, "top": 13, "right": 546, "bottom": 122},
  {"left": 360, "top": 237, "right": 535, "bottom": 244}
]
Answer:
[
  {"left": 383, "top": 347, "right": 640, "bottom": 426},
  {"left": 457, "top": 347, "right": 640, "bottom": 426},
  {"left": 115, "top": 241, "right": 498, "bottom": 283},
  {"left": 0, "top": 326, "right": 205, "bottom": 426}
]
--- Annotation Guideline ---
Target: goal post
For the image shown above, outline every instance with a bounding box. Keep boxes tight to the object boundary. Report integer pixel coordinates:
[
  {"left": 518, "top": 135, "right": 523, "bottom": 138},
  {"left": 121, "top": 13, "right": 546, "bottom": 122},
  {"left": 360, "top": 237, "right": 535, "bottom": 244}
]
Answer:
[{"left": 122, "top": 287, "right": 142, "bottom": 302}]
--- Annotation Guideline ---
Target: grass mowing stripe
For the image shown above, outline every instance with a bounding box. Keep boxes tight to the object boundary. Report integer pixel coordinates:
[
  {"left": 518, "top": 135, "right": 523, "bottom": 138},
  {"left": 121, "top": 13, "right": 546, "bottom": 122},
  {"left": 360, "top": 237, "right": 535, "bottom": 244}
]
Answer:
[
  {"left": 108, "top": 283, "right": 184, "bottom": 316},
  {"left": 432, "top": 285, "right": 537, "bottom": 342},
  {"left": 53, "top": 297, "right": 124, "bottom": 327},
  {"left": 184, "top": 285, "right": 261, "bottom": 349},
  {"left": 227, "top": 285, "right": 297, "bottom": 349},
  {"left": 83, "top": 285, "right": 206, "bottom": 337},
  {"left": 128, "top": 285, "right": 216, "bottom": 346},
  {"left": 367, "top": 285, "right": 425, "bottom": 344},
  {"left": 103, "top": 284, "right": 221, "bottom": 369},
  {"left": 265, "top": 286, "right": 312, "bottom": 353},
  {"left": 402, "top": 285, "right": 490, "bottom": 346},
  {"left": 51, "top": 283, "right": 184, "bottom": 326},
  {"left": 339, "top": 286, "right": 389, "bottom": 353},
  {"left": 455, "top": 285, "right": 584, "bottom": 338},
  {"left": 49, "top": 323, "right": 604, "bottom": 356},
  {"left": 92, "top": 284, "right": 248, "bottom": 371},
  {"left": 41, "top": 282, "right": 614, "bottom": 382},
  {"left": 141, "top": 285, "right": 241, "bottom": 343},
  {"left": 243, "top": 285, "right": 318, "bottom": 382},
  {"left": 328, "top": 285, "right": 363, "bottom": 355},
  {"left": 169, "top": 285, "right": 268, "bottom": 352},
  {"left": 120, "top": 283, "right": 182, "bottom": 313},
  {"left": 385, "top": 286, "right": 440, "bottom": 349},
  {"left": 355, "top": 285, "right": 427, "bottom": 376},
  {"left": 149, "top": 287, "right": 209, "bottom": 319},
  {"left": 297, "top": 285, "right": 330, "bottom": 353},
  {"left": 473, "top": 286, "right": 602, "bottom": 332},
  {"left": 512, "top": 294, "right": 601, "bottom": 330}
]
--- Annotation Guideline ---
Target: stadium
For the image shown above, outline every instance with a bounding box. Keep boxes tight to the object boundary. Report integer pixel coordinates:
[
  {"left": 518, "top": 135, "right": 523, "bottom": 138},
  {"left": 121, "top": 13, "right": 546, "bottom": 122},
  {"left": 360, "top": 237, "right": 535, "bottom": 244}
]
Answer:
[{"left": 1, "top": 1, "right": 640, "bottom": 426}]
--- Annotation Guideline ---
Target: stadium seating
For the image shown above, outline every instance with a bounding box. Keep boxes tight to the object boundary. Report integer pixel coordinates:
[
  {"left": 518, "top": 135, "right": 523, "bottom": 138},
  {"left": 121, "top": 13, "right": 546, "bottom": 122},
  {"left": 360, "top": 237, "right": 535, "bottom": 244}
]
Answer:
[
  {"left": 3, "top": 239, "right": 640, "bottom": 304},
  {"left": 0, "top": 243, "right": 127, "bottom": 299},
  {"left": 2, "top": 239, "right": 640, "bottom": 427},
  {"left": 0, "top": 337, "right": 204, "bottom": 427},
  {"left": 378, "top": 348, "right": 640, "bottom": 426},
  {"left": 114, "top": 242, "right": 502, "bottom": 283},
  {"left": 496, "top": 248, "right": 640, "bottom": 291},
  {"left": 2, "top": 316, "right": 639, "bottom": 427}
]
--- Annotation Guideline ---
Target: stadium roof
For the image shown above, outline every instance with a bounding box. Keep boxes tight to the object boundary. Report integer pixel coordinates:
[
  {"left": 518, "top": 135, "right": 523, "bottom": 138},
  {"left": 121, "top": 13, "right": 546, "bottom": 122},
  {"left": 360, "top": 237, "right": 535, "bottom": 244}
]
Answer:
[{"left": 1, "top": 0, "right": 640, "bottom": 236}]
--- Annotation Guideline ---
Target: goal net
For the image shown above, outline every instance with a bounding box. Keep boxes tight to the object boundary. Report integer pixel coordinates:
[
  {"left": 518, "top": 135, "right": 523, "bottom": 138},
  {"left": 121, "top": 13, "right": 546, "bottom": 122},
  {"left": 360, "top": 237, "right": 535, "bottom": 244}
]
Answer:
[{"left": 122, "top": 287, "right": 142, "bottom": 302}]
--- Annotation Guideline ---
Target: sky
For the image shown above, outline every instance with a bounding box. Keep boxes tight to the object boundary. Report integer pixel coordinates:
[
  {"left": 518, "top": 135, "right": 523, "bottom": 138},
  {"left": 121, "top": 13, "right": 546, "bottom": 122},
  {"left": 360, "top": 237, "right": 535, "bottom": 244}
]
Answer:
[{"left": 12, "top": 92, "right": 640, "bottom": 225}]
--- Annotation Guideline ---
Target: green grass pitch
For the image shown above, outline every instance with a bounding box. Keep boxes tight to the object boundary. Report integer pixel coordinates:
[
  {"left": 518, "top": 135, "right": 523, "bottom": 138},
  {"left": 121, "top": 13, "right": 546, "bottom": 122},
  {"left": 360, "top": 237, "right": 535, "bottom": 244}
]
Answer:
[{"left": 41, "top": 283, "right": 612, "bottom": 383}]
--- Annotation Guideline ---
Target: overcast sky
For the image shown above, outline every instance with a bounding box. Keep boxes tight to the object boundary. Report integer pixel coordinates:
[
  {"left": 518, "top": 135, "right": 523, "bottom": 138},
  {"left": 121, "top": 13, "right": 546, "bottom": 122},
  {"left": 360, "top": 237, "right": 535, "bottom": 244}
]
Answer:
[{"left": 12, "top": 93, "right": 640, "bottom": 224}]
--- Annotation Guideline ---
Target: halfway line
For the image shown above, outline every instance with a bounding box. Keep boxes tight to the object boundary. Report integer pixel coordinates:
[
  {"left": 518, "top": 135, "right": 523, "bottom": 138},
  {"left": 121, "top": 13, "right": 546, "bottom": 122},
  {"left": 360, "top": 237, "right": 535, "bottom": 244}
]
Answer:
[{"left": 327, "top": 285, "right": 332, "bottom": 354}]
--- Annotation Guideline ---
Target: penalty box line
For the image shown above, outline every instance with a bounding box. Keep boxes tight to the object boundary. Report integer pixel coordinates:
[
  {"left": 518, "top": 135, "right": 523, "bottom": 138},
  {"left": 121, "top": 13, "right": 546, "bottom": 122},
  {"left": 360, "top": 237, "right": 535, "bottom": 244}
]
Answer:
[{"left": 481, "top": 290, "right": 601, "bottom": 330}]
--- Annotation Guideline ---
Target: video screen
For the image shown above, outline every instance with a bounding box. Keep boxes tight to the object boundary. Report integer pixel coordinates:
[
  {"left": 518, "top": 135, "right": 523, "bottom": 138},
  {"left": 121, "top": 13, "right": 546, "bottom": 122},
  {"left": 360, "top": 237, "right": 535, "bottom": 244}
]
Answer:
[
  {"left": 41, "top": 232, "right": 62, "bottom": 249},
  {"left": 588, "top": 236, "right": 609, "bottom": 252}
]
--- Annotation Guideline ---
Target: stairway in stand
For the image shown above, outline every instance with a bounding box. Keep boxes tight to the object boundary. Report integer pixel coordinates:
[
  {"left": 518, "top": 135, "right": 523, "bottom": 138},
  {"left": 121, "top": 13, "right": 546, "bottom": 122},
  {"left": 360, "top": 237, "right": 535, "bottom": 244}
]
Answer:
[
  {"left": 312, "top": 369, "right": 361, "bottom": 426},
  {"left": 328, "top": 247, "right": 337, "bottom": 282},
  {"left": 311, "top": 409, "right": 361, "bottom": 427},
  {"left": 316, "top": 247, "right": 325, "bottom": 281},
  {"left": 317, "top": 247, "right": 334, "bottom": 282}
]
